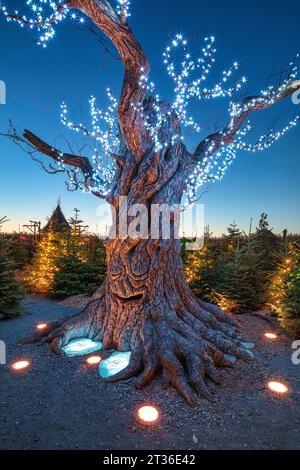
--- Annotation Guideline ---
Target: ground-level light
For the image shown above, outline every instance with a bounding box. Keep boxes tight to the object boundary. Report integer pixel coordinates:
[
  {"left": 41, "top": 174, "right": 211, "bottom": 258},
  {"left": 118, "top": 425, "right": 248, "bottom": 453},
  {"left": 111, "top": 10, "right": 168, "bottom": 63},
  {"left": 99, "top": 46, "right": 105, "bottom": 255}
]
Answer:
[
  {"left": 37, "top": 323, "right": 48, "bottom": 330},
  {"left": 267, "top": 381, "right": 288, "bottom": 395},
  {"left": 134, "top": 404, "right": 161, "bottom": 427},
  {"left": 99, "top": 351, "right": 131, "bottom": 378},
  {"left": 264, "top": 332, "right": 278, "bottom": 340},
  {"left": 62, "top": 338, "right": 103, "bottom": 357},
  {"left": 11, "top": 360, "right": 30, "bottom": 371},
  {"left": 87, "top": 355, "right": 101, "bottom": 365}
]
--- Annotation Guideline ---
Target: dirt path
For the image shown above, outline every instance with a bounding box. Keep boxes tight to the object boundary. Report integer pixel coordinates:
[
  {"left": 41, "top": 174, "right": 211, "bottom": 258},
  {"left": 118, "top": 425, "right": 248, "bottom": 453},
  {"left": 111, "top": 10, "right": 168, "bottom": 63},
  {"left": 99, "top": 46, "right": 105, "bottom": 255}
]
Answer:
[{"left": 0, "top": 296, "right": 299, "bottom": 450}]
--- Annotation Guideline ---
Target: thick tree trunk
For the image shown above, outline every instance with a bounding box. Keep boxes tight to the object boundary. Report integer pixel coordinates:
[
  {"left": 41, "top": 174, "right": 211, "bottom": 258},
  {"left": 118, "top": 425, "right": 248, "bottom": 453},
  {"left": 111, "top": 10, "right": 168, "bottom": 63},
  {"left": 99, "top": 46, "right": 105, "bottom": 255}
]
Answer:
[
  {"left": 8, "top": 0, "right": 299, "bottom": 405},
  {"left": 16, "top": 1, "right": 256, "bottom": 405},
  {"left": 25, "top": 173, "right": 253, "bottom": 404}
]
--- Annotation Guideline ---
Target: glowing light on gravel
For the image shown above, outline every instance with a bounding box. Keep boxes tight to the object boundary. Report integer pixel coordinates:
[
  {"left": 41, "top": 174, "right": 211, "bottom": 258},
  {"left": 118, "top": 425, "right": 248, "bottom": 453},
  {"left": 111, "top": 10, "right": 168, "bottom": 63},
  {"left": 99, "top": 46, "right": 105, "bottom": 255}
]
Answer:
[
  {"left": 135, "top": 404, "right": 161, "bottom": 426},
  {"left": 267, "top": 381, "right": 288, "bottom": 395},
  {"left": 99, "top": 351, "right": 131, "bottom": 378},
  {"left": 265, "top": 332, "right": 278, "bottom": 339},
  {"left": 12, "top": 360, "right": 30, "bottom": 371},
  {"left": 62, "top": 338, "right": 102, "bottom": 357},
  {"left": 87, "top": 355, "right": 102, "bottom": 365},
  {"left": 37, "top": 323, "right": 48, "bottom": 330}
]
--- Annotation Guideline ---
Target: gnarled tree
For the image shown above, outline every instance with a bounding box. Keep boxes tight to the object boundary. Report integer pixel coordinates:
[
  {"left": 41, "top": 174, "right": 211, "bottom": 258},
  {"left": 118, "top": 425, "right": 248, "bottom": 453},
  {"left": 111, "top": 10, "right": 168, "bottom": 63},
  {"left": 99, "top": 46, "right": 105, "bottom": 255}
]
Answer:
[{"left": 2, "top": 0, "right": 300, "bottom": 404}]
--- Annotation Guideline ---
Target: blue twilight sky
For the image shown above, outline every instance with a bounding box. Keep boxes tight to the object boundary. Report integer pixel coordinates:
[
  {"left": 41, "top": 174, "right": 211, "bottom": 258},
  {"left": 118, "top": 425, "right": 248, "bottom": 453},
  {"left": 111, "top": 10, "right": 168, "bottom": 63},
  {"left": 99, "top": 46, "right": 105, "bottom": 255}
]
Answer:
[{"left": 0, "top": 0, "right": 299, "bottom": 235}]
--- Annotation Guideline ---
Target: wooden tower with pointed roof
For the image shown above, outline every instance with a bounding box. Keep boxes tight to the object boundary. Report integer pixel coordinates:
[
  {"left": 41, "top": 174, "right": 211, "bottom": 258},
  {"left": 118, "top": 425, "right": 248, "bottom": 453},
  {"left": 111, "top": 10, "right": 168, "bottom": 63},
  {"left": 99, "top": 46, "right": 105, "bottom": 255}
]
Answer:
[{"left": 42, "top": 202, "right": 70, "bottom": 233}]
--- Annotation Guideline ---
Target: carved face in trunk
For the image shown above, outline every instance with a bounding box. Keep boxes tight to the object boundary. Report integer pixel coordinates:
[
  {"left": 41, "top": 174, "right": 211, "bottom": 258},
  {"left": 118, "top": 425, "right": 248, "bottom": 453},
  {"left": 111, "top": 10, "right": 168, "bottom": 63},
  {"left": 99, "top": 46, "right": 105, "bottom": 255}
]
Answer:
[{"left": 107, "top": 239, "right": 152, "bottom": 304}]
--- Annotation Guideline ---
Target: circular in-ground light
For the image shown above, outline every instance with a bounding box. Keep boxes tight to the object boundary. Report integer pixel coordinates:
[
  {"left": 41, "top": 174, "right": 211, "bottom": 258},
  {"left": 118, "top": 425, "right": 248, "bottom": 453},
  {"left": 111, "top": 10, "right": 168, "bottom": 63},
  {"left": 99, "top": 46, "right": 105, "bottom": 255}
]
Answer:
[
  {"left": 264, "top": 332, "right": 278, "bottom": 339},
  {"left": 267, "top": 381, "right": 288, "bottom": 395},
  {"left": 37, "top": 323, "right": 48, "bottom": 330},
  {"left": 134, "top": 403, "right": 161, "bottom": 427},
  {"left": 87, "top": 355, "right": 101, "bottom": 365}
]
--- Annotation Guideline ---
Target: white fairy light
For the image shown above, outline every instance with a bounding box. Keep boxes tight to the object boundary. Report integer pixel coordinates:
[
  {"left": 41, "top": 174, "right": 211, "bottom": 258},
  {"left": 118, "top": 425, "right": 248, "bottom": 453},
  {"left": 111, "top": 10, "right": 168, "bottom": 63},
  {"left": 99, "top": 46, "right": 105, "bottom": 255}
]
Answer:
[
  {"left": 116, "top": 0, "right": 131, "bottom": 19},
  {"left": 59, "top": 89, "right": 120, "bottom": 195},
  {"left": 2, "top": 3, "right": 299, "bottom": 204},
  {"left": 1, "top": 1, "right": 85, "bottom": 45}
]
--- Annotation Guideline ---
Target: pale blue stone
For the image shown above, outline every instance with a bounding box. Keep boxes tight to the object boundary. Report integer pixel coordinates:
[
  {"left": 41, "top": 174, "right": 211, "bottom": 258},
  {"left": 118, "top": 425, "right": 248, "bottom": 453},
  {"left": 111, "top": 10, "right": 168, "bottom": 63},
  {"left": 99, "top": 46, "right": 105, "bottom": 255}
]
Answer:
[
  {"left": 99, "top": 351, "right": 131, "bottom": 378},
  {"left": 241, "top": 342, "right": 255, "bottom": 350},
  {"left": 62, "top": 338, "right": 103, "bottom": 357},
  {"left": 244, "top": 350, "right": 255, "bottom": 360}
]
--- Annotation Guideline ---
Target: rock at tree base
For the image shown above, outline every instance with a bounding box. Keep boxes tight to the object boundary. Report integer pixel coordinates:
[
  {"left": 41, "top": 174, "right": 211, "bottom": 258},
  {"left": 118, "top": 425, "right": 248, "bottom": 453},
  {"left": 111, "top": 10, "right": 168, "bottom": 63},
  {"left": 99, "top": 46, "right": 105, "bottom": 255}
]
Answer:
[
  {"left": 62, "top": 338, "right": 103, "bottom": 357},
  {"left": 224, "top": 354, "right": 237, "bottom": 364},
  {"left": 241, "top": 342, "right": 255, "bottom": 350}
]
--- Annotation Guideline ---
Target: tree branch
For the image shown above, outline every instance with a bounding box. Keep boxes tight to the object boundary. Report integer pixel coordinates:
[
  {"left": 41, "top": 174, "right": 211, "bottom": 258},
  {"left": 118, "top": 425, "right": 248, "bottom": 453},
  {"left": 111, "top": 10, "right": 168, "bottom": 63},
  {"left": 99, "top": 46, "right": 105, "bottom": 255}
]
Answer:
[
  {"left": 0, "top": 123, "right": 109, "bottom": 199},
  {"left": 193, "top": 80, "right": 300, "bottom": 160},
  {"left": 23, "top": 129, "right": 94, "bottom": 176},
  {"left": 68, "top": 0, "right": 151, "bottom": 160}
]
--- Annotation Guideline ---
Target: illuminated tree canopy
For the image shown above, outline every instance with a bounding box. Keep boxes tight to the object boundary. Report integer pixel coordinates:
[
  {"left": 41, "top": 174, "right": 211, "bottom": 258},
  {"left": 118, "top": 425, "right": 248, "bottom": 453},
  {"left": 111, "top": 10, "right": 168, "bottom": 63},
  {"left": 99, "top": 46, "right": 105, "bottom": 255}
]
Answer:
[{"left": 2, "top": 0, "right": 300, "bottom": 404}]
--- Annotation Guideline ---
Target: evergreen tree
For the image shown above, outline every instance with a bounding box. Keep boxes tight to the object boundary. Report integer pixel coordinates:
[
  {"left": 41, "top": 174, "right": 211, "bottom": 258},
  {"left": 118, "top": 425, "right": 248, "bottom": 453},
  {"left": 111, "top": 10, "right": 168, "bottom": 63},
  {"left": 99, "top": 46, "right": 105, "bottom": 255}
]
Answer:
[
  {"left": 218, "top": 243, "right": 266, "bottom": 313},
  {"left": 184, "top": 230, "right": 223, "bottom": 303},
  {"left": 284, "top": 253, "right": 300, "bottom": 335},
  {"left": 0, "top": 218, "right": 24, "bottom": 319},
  {"left": 10, "top": 235, "right": 34, "bottom": 269},
  {"left": 25, "top": 229, "right": 68, "bottom": 294},
  {"left": 67, "top": 208, "right": 88, "bottom": 262},
  {"left": 52, "top": 256, "right": 104, "bottom": 298},
  {"left": 53, "top": 237, "right": 106, "bottom": 298},
  {"left": 224, "top": 220, "right": 242, "bottom": 251},
  {"left": 92, "top": 238, "right": 107, "bottom": 280},
  {"left": 253, "top": 213, "right": 280, "bottom": 274}
]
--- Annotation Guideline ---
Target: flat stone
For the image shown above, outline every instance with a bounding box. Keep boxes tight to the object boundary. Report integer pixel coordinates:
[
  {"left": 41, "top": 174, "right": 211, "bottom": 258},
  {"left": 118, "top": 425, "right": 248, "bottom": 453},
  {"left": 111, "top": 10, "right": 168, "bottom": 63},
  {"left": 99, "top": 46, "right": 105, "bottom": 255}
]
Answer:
[
  {"left": 241, "top": 342, "right": 255, "bottom": 350},
  {"left": 99, "top": 351, "right": 131, "bottom": 378},
  {"left": 245, "top": 350, "right": 255, "bottom": 360},
  {"left": 62, "top": 338, "right": 103, "bottom": 357}
]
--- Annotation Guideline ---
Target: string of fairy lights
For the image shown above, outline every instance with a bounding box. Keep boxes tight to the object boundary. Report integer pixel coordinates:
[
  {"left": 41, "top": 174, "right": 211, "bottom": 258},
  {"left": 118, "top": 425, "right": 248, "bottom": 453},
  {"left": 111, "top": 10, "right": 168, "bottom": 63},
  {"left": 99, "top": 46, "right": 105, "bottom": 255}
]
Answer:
[
  {"left": 60, "top": 89, "right": 119, "bottom": 195},
  {"left": 0, "top": 1, "right": 71, "bottom": 47},
  {"left": 1, "top": 0, "right": 299, "bottom": 205}
]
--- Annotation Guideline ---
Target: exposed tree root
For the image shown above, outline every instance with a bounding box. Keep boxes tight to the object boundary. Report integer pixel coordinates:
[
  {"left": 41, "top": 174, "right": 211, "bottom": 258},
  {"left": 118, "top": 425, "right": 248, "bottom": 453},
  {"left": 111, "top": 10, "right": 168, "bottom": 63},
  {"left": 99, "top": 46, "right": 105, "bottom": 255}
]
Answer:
[{"left": 22, "top": 278, "right": 254, "bottom": 406}]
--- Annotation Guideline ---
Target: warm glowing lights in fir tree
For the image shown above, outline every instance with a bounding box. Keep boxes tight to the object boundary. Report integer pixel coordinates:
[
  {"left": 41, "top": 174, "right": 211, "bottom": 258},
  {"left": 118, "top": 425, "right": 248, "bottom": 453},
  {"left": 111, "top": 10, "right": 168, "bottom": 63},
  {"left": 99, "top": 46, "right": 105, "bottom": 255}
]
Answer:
[
  {"left": 25, "top": 229, "right": 68, "bottom": 294},
  {"left": 184, "top": 246, "right": 208, "bottom": 283},
  {"left": 268, "top": 244, "right": 298, "bottom": 313},
  {"left": 11, "top": 360, "right": 30, "bottom": 371}
]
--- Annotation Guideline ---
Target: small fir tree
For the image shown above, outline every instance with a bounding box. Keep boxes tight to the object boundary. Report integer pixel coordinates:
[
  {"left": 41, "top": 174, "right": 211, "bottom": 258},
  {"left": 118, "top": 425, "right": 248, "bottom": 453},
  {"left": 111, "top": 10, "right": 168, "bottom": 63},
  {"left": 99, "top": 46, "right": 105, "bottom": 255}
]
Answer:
[
  {"left": 253, "top": 213, "right": 280, "bottom": 274},
  {"left": 0, "top": 218, "right": 24, "bottom": 318},
  {"left": 184, "top": 230, "right": 223, "bottom": 303},
  {"left": 67, "top": 208, "right": 88, "bottom": 262},
  {"left": 218, "top": 244, "right": 266, "bottom": 313}
]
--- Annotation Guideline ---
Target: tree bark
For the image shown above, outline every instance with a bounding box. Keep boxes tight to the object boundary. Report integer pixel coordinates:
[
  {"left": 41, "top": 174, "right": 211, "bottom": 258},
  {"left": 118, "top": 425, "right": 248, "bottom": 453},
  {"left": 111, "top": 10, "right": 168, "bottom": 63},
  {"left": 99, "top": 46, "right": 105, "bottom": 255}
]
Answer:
[
  {"left": 25, "top": 139, "right": 253, "bottom": 405},
  {"left": 5, "top": 0, "right": 299, "bottom": 404}
]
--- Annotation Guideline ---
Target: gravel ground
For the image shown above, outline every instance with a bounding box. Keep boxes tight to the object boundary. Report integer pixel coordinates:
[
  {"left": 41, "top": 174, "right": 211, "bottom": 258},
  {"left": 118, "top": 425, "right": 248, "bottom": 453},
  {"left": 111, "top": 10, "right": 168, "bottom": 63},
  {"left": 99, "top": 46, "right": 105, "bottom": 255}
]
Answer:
[{"left": 0, "top": 296, "right": 299, "bottom": 450}]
